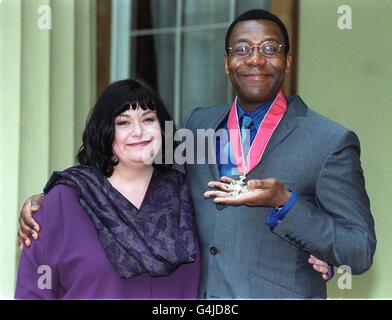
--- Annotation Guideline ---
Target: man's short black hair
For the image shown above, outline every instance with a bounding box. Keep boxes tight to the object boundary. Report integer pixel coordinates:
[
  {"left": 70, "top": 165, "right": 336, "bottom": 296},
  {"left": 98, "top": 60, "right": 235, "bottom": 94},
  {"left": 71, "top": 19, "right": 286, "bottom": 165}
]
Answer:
[
  {"left": 225, "top": 9, "right": 290, "bottom": 54},
  {"left": 77, "top": 79, "right": 174, "bottom": 176}
]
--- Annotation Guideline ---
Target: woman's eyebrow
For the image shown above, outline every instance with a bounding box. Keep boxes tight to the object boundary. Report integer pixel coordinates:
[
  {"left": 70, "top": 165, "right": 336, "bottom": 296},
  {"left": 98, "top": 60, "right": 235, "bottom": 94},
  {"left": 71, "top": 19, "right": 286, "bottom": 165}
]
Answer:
[
  {"left": 116, "top": 110, "right": 155, "bottom": 118},
  {"left": 141, "top": 110, "right": 156, "bottom": 116}
]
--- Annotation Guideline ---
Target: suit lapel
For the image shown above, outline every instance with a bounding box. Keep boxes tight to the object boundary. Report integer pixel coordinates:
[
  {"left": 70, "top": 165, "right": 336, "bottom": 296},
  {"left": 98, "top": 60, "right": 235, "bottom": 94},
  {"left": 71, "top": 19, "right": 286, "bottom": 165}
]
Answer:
[
  {"left": 262, "top": 98, "right": 299, "bottom": 161},
  {"left": 207, "top": 105, "right": 231, "bottom": 181}
]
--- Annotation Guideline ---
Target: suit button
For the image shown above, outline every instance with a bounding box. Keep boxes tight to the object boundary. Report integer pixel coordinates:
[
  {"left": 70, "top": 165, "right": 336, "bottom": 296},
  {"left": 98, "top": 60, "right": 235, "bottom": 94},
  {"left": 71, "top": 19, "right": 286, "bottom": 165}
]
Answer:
[
  {"left": 216, "top": 204, "right": 225, "bottom": 210},
  {"left": 209, "top": 246, "right": 218, "bottom": 255}
]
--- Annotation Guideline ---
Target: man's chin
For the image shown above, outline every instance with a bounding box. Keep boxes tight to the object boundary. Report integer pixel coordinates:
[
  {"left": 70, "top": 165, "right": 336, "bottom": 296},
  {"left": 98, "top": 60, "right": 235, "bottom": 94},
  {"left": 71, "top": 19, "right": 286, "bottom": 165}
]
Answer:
[{"left": 240, "top": 92, "right": 274, "bottom": 104}]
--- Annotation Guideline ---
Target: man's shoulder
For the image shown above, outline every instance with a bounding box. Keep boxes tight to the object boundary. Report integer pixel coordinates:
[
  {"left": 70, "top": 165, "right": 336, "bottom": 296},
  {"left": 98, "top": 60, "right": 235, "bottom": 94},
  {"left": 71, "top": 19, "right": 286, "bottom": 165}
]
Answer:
[
  {"left": 183, "top": 104, "right": 230, "bottom": 129},
  {"left": 289, "top": 95, "right": 350, "bottom": 136},
  {"left": 188, "top": 104, "right": 230, "bottom": 117}
]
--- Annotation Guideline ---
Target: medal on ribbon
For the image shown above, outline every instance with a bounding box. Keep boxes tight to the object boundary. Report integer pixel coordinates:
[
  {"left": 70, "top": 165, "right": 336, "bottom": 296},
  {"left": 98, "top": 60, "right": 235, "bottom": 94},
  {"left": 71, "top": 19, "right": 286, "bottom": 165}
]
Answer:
[
  {"left": 224, "top": 90, "right": 288, "bottom": 198},
  {"left": 226, "top": 175, "right": 249, "bottom": 198}
]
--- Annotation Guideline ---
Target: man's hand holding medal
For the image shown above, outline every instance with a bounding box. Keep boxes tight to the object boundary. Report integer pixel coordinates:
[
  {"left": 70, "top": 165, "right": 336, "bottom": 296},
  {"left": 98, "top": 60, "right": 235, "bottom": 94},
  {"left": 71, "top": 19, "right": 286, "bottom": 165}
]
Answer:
[{"left": 204, "top": 176, "right": 291, "bottom": 207}]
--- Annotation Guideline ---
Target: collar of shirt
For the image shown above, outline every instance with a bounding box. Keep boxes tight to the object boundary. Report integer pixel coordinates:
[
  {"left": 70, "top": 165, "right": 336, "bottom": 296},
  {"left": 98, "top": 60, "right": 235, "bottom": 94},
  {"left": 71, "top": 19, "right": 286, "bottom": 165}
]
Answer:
[{"left": 236, "top": 99, "right": 273, "bottom": 129}]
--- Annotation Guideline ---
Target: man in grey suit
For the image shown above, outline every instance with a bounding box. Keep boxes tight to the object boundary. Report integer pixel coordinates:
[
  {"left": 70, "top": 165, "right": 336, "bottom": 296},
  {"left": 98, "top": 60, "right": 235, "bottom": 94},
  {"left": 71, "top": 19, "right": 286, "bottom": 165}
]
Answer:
[
  {"left": 184, "top": 9, "right": 376, "bottom": 298},
  {"left": 18, "top": 9, "right": 375, "bottom": 299}
]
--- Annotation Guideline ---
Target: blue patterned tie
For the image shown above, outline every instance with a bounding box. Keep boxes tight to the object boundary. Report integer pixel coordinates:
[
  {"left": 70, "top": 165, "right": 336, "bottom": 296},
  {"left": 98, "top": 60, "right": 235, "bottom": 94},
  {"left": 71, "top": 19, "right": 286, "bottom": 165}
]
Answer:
[
  {"left": 220, "top": 115, "right": 254, "bottom": 178},
  {"left": 240, "top": 115, "right": 254, "bottom": 157}
]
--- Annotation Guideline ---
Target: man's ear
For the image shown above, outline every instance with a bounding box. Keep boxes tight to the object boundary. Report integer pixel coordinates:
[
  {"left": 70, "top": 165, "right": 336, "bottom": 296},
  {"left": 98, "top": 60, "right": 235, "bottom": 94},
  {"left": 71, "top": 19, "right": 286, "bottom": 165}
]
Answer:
[
  {"left": 224, "top": 54, "right": 229, "bottom": 75},
  {"left": 285, "top": 51, "right": 292, "bottom": 74}
]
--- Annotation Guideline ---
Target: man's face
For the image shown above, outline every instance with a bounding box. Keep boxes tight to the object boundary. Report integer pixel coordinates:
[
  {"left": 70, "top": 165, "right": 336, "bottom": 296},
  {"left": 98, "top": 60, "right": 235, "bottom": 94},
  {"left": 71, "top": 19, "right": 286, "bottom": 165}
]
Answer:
[{"left": 224, "top": 19, "right": 292, "bottom": 110}]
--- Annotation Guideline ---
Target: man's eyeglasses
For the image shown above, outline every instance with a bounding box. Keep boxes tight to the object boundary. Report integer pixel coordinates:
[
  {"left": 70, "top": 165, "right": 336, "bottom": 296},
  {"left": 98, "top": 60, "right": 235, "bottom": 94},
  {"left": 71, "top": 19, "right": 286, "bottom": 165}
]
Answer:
[{"left": 227, "top": 41, "right": 285, "bottom": 59}]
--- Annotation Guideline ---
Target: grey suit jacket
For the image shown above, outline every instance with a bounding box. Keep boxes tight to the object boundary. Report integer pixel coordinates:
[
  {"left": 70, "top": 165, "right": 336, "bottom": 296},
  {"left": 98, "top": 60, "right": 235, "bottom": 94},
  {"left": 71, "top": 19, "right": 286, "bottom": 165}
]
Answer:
[{"left": 183, "top": 95, "right": 376, "bottom": 299}]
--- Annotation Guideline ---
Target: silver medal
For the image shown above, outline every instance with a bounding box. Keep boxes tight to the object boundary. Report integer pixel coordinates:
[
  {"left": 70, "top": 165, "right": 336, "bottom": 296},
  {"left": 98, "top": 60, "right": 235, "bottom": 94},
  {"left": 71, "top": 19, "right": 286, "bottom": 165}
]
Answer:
[{"left": 226, "top": 175, "right": 249, "bottom": 198}]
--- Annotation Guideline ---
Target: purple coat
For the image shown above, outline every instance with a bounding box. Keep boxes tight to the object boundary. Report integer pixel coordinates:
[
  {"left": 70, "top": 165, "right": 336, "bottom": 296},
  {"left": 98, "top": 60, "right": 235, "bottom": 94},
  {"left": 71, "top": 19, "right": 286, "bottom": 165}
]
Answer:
[{"left": 15, "top": 184, "right": 200, "bottom": 299}]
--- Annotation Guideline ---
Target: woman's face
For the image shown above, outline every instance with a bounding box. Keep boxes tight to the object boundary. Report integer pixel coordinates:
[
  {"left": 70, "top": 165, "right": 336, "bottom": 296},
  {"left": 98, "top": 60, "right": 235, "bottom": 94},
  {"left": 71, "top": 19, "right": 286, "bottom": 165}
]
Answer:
[{"left": 112, "top": 106, "right": 162, "bottom": 167}]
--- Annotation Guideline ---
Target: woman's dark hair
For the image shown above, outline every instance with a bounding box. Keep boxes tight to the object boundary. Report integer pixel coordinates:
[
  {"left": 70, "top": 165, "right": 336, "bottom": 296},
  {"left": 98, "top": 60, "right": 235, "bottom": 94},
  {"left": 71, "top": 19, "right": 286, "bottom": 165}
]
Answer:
[{"left": 76, "top": 79, "right": 174, "bottom": 176}]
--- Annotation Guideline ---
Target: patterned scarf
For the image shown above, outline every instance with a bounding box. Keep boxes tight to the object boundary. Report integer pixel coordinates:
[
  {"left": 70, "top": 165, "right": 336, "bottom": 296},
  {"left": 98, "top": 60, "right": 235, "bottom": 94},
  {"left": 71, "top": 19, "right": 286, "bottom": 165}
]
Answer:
[{"left": 44, "top": 165, "right": 197, "bottom": 279}]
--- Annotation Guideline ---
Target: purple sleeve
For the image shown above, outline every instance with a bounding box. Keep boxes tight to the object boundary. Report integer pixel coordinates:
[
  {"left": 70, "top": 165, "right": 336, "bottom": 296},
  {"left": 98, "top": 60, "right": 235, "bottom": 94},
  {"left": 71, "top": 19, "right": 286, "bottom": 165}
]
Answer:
[{"left": 15, "top": 186, "right": 66, "bottom": 299}]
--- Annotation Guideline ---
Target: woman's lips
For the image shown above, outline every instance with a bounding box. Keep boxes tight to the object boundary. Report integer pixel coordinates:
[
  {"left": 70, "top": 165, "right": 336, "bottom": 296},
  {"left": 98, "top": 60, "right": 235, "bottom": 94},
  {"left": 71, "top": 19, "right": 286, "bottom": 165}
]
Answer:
[{"left": 127, "top": 140, "right": 152, "bottom": 147}]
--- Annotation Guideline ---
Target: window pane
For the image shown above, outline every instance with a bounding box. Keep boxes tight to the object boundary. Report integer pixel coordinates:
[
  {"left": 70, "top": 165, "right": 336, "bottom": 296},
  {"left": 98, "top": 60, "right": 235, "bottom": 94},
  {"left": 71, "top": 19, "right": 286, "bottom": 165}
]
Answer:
[
  {"left": 181, "top": 29, "right": 228, "bottom": 120},
  {"left": 132, "top": 0, "right": 177, "bottom": 30},
  {"left": 131, "top": 34, "right": 175, "bottom": 117},
  {"left": 183, "top": 0, "right": 230, "bottom": 26},
  {"left": 237, "top": 0, "right": 270, "bottom": 14}
]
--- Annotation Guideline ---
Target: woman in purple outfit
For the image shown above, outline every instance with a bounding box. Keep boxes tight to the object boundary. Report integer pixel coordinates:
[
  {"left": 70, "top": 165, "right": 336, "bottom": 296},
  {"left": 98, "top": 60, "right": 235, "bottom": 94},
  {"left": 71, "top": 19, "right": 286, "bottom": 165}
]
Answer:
[{"left": 15, "top": 79, "right": 200, "bottom": 299}]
